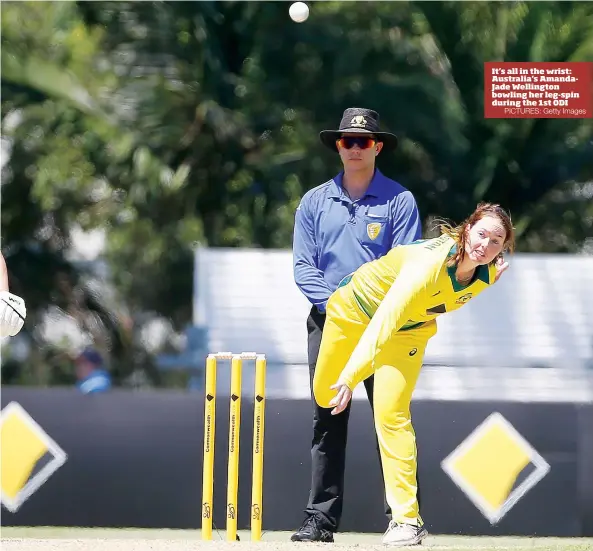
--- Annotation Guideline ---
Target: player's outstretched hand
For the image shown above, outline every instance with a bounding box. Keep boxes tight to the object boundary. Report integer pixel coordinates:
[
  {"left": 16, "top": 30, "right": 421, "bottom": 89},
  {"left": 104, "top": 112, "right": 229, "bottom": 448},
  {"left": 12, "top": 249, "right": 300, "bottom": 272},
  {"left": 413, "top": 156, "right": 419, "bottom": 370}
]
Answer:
[
  {"left": 0, "top": 291, "right": 26, "bottom": 338},
  {"left": 329, "top": 383, "right": 352, "bottom": 416},
  {"left": 494, "top": 255, "right": 509, "bottom": 283}
]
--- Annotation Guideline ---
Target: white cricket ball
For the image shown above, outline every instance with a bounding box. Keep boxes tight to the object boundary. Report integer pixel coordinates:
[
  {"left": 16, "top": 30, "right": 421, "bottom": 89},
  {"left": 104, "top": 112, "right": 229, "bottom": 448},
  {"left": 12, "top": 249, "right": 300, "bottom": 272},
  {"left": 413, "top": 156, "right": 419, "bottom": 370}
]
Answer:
[{"left": 289, "top": 2, "right": 309, "bottom": 23}]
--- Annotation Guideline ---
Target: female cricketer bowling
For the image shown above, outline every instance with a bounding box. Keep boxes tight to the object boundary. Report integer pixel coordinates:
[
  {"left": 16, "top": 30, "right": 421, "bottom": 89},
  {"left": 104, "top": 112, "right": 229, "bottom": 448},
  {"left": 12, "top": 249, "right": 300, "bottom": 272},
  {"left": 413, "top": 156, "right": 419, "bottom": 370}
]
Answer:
[{"left": 312, "top": 202, "right": 515, "bottom": 546}]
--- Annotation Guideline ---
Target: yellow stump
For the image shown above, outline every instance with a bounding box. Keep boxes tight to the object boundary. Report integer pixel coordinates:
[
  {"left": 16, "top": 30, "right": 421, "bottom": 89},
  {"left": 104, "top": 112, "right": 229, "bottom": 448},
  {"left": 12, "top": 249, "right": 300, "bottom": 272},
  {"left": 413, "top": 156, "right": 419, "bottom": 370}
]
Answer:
[
  {"left": 251, "top": 355, "right": 267, "bottom": 541},
  {"left": 226, "top": 355, "right": 242, "bottom": 541},
  {"left": 201, "top": 355, "right": 217, "bottom": 541}
]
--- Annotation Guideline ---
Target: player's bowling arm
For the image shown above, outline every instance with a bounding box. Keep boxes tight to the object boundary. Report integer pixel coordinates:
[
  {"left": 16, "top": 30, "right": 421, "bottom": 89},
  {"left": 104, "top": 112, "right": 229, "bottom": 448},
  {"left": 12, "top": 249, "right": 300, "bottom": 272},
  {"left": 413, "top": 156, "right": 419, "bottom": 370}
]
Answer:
[{"left": 337, "top": 260, "right": 437, "bottom": 390}]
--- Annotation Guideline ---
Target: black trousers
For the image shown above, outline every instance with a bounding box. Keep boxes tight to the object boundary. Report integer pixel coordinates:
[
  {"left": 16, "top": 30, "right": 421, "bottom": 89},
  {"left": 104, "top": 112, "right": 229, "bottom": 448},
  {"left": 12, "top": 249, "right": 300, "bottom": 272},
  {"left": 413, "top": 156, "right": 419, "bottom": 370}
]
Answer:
[{"left": 304, "top": 306, "right": 421, "bottom": 531}]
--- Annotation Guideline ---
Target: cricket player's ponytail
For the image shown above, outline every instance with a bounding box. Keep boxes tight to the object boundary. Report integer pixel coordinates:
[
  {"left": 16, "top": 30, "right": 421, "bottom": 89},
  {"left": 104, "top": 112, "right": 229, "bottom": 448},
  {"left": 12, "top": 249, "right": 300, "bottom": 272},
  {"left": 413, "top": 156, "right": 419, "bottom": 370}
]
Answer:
[{"left": 437, "top": 203, "right": 515, "bottom": 267}]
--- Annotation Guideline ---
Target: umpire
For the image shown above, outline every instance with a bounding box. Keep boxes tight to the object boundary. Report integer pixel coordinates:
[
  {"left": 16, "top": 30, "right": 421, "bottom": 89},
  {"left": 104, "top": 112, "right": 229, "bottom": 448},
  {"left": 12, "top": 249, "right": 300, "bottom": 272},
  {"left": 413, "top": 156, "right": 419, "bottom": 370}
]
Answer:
[{"left": 291, "top": 108, "right": 422, "bottom": 542}]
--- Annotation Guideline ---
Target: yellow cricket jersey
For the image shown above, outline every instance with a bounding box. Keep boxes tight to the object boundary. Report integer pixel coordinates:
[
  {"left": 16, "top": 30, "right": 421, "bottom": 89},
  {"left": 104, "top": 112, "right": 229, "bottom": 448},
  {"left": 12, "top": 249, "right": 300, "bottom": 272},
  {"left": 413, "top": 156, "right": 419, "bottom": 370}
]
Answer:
[{"left": 337, "top": 234, "right": 497, "bottom": 389}]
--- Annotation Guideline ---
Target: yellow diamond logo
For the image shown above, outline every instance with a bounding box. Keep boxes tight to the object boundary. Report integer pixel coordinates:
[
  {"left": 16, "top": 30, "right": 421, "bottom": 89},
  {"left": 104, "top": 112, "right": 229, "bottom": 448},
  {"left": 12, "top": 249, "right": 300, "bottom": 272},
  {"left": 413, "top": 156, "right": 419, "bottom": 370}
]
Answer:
[
  {"left": 441, "top": 412, "right": 550, "bottom": 524},
  {"left": 1, "top": 402, "right": 67, "bottom": 513}
]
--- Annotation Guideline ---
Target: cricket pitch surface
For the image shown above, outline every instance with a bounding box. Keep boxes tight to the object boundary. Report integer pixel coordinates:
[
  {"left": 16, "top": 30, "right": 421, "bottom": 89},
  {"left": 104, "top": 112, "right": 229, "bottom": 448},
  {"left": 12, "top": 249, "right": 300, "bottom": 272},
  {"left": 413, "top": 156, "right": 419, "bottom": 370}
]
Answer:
[{"left": 2, "top": 527, "right": 592, "bottom": 551}]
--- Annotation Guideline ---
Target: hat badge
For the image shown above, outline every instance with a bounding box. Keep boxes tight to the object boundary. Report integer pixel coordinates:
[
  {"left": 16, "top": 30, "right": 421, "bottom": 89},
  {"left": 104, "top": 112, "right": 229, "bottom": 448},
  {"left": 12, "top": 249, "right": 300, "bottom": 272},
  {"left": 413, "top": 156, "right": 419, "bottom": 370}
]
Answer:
[{"left": 350, "top": 115, "right": 367, "bottom": 128}]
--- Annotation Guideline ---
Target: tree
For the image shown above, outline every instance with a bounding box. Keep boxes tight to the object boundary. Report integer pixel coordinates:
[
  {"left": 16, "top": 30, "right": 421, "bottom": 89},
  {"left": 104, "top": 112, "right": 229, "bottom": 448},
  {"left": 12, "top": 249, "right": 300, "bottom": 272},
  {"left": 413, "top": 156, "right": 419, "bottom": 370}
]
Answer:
[
  {"left": 2, "top": 1, "right": 591, "bottom": 386},
  {"left": 1, "top": 1, "right": 134, "bottom": 384},
  {"left": 406, "top": 0, "right": 593, "bottom": 248}
]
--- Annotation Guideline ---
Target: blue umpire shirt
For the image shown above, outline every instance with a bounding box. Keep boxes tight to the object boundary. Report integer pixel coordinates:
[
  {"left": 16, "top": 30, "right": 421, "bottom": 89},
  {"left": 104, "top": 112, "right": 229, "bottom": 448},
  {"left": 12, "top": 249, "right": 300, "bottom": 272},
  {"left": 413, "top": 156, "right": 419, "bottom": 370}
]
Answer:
[{"left": 293, "top": 168, "right": 422, "bottom": 313}]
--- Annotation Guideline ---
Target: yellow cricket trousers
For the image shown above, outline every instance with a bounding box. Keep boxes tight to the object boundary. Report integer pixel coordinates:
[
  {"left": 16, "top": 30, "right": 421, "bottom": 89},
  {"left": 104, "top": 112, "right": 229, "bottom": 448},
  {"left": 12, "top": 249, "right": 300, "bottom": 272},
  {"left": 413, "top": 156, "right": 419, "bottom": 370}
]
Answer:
[{"left": 313, "top": 283, "right": 437, "bottom": 526}]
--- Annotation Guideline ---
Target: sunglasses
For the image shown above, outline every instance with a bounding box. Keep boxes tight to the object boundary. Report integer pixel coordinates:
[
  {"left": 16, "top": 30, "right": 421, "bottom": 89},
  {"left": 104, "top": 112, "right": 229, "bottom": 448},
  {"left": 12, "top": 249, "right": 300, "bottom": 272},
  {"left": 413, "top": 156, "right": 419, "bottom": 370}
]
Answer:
[{"left": 337, "top": 136, "right": 377, "bottom": 150}]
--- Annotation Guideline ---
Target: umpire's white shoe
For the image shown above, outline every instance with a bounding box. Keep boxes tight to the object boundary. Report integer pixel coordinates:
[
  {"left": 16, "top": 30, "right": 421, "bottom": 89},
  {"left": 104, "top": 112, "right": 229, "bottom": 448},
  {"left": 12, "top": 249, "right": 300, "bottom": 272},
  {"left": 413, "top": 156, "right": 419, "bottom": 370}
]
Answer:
[{"left": 382, "top": 521, "right": 428, "bottom": 546}]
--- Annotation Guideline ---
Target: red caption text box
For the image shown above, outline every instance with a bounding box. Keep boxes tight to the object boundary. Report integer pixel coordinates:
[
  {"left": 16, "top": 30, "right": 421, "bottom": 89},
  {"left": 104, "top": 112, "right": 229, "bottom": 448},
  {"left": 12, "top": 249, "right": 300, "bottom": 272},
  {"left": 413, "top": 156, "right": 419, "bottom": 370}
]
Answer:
[{"left": 484, "top": 62, "right": 592, "bottom": 119}]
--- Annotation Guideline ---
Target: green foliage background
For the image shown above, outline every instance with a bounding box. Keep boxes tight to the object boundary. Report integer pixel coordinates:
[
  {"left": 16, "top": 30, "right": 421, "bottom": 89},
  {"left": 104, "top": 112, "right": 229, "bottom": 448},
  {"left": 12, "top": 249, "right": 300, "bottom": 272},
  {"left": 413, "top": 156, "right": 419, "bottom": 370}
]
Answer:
[{"left": 1, "top": 1, "right": 592, "bottom": 386}]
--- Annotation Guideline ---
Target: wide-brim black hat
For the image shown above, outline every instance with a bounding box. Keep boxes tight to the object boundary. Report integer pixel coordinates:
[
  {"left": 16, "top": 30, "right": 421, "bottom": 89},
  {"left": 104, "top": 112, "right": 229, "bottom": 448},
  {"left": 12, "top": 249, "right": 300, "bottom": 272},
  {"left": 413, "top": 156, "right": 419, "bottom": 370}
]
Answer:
[{"left": 319, "top": 107, "right": 398, "bottom": 152}]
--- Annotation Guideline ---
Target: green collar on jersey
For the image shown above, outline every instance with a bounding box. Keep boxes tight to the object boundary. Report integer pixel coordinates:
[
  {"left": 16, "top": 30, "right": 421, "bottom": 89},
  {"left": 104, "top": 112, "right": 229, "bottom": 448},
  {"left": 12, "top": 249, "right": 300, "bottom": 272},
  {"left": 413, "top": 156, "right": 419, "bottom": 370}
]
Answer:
[{"left": 447, "top": 245, "right": 490, "bottom": 291}]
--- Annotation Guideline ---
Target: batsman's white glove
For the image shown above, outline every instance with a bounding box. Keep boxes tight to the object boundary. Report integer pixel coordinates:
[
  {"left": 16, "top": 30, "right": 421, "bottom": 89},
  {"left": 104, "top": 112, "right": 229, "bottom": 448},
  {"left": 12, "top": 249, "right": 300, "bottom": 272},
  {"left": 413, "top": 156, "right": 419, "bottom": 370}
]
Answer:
[{"left": 0, "top": 291, "right": 27, "bottom": 338}]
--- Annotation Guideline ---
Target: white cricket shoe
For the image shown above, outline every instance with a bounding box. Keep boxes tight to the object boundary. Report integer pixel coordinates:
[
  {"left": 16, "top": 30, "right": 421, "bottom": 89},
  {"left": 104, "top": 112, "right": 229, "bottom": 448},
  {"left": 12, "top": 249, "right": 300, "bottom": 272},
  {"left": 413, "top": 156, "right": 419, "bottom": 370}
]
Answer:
[{"left": 382, "top": 521, "right": 428, "bottom": 546}]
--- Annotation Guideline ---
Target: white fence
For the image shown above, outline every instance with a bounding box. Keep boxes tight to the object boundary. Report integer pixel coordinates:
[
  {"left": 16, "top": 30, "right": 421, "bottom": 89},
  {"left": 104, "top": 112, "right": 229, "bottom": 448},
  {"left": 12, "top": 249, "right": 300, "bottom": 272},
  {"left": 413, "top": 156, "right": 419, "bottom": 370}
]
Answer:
[{"left": 192, "top": 247, "right": 593, "bottom": 402}]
